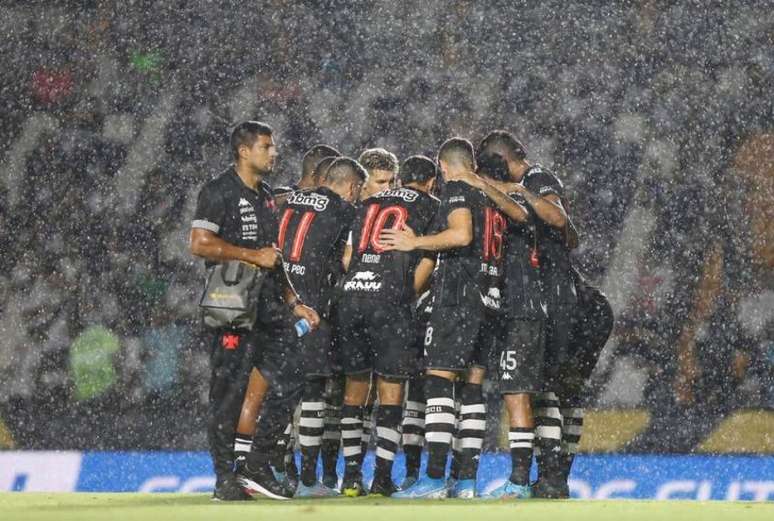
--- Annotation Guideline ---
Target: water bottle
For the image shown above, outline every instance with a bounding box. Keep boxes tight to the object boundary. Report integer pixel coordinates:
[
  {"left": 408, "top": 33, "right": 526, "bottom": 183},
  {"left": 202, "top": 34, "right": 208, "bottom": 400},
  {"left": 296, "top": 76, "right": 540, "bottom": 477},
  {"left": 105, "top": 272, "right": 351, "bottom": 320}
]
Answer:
[{"left": 295, "top": 318, "right": 311, "bottom": 337}]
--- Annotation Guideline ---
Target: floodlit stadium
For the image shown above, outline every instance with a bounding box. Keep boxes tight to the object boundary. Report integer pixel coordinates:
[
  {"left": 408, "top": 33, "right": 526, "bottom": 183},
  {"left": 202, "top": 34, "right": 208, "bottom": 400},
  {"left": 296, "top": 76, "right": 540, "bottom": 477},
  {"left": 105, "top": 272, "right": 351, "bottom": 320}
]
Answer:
[{"left": 1, "top": 1, "right": 772, "bottom": 519}]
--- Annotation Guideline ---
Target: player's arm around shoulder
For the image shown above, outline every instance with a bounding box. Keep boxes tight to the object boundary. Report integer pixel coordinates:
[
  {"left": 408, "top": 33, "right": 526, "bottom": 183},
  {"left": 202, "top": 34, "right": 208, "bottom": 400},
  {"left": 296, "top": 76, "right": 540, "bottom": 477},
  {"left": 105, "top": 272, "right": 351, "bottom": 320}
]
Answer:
[{"left": 516, "top": 169, "right": 568, "bottom": 229}]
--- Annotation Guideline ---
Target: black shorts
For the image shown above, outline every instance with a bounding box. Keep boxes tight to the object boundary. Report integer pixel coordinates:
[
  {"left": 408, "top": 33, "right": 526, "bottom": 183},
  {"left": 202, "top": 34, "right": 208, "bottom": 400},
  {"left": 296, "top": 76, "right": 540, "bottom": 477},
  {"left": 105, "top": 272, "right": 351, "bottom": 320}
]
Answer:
[
  {"left": 300, "top": 319, "right": 337, "bottom": 378},
  {"left": 337, "top": 297, "right": 416, "bottom": 379},
  {"left": 423, "top": 290, "right": 497, "bottom": 372},
  {"left": 495, "top": 317, "right": 546, "bottom": 394},
  {"left": 252, "top": 315, "right": 304, "bottom": 393}
]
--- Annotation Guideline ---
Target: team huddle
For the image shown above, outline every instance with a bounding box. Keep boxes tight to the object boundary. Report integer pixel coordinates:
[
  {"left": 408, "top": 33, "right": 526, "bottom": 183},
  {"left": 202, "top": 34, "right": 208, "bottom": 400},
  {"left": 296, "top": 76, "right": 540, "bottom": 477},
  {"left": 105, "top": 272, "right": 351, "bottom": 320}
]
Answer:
[{"left": 190, "top": 121, "right": 614, "bottom": 501}]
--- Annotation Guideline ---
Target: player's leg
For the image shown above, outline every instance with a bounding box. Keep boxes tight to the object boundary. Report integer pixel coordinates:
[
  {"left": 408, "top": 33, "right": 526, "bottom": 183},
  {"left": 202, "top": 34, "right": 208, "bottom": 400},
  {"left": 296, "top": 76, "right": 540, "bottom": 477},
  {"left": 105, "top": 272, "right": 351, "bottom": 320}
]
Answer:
[
  {"left": 233, "top": 367, "right": 270, "bottom": 464},
  {"left": 207, "top": 329, "right": 254, "bottom": 501},
  {"left": 295, "top": 321, "right": 339, "bottom": 497},
  {"left": 236, "top": 325, "right": 302, "bottom": 500},
  {"left": 557, "top": 284, "right": 614, "bottom": 485},
  {"left": 370, "top": 375, "right": 404, "bottom": 495},
  {"left": 341, "top": 372, "right": 370, "bottom": 495},
  {"left": 451, "top": 367, "right": 486, "bottom": 498},
  {"left": 482, "top": 319, "right": 544, "bottom": 499},
  {"left": 401, "top": 376, "right": 425, "bottom": 488},
  {"left": 394, "top": 300, "right": 481, "bottom": 499},
  {"left": 322, "top": 375, "right": 344, "bottom": 488},
  {"left": 245, "top": 387, "right": 300, "bottom": 499},
  {"left": 361, "top": 385, "right": 376, "bottom": 460}
]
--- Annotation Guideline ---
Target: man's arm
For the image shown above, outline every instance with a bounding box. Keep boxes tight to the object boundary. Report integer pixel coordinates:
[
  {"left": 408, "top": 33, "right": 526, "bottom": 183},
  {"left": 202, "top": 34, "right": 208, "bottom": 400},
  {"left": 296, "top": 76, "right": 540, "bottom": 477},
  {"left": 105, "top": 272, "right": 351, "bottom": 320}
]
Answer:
[
  {"left": 190, "top": 228, "right": 279, "bottom": 268},
  {"left": 379, "top": 208, "right": 473, "bottom": 252},
  {"left": 457, "top": 172, "right": 528, "bottom": 223},
  {"left": 342, "top": 243, "right": 353, "bottom": 271},
  {"left": 510, "top": 184, "right": 567, "bottom": 229},
  {"left": 413, "top": 256, "right": 436, "bottom": 296}
]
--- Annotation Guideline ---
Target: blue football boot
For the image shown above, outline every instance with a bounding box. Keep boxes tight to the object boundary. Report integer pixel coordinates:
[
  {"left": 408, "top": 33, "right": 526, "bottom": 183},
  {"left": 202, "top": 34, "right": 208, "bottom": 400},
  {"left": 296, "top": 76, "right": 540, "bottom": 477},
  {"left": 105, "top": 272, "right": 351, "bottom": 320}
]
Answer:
[
  {"left": 392, "top": 476, "right": 448, "bottom": 499},
  {"left": 480, "top": 480, "right": 531, "bottom": 500}
]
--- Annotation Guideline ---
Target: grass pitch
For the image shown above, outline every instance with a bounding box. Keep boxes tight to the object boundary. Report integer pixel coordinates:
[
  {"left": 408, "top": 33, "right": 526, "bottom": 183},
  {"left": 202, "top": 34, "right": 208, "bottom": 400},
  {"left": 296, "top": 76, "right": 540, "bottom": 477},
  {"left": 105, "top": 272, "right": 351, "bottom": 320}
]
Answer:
[{"left": 1, "top": 493, "right": 771, "bottom": 521}]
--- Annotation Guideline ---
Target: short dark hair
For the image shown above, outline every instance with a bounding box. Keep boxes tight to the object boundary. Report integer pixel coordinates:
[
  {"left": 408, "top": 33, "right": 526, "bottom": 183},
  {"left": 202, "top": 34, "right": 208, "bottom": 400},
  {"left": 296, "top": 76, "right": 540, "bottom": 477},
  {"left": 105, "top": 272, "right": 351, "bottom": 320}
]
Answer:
[
  {"left": 302, "top": 144, "right": 341, "bottom": 178},
  {"left": 312, "top": 156, "right": 337, "bottom": 184},
  {"left": 476, "top": 152, "right": 510, "bottom": 182},
  {"left": 478, "top": 130, "right": 527, "bottom": 161},
  {"left": 358, "top": 148, "right": 399, "bottom": 174},
  {"left": 324, "top": 157, "right": 369, "bottom": 185},
  {"left": 399, "top": 155, "right": 437, "bottom": 185},
  {"left": 438, "top": 137, "right": 475, "bottom": 170},
  {"left": 231, "top": 121, "right": 273, "bottom": 160}
]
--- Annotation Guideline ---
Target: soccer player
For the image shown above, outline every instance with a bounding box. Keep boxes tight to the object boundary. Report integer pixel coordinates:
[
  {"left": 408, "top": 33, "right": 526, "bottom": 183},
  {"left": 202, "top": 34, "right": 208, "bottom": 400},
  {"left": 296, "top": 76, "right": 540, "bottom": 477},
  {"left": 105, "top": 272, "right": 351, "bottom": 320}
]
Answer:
[
  {"left": 189, "top": 121, "right": 319, "bottom": 501},
  {"left": 381, "top": 138, "right": 505, "bottom": 499},
  {"left": 282, "top": 157, "right": 366, "bottom": 497},
  {"left": 273, "top": 144, "right": 341, "bottom": 205},
  {"left": 351, "top": 147, "right": 401, "bottom": 459},
  {"left": 477, "top": 130, "right": 573, "bottom": 498},
  {"left": 337, "top": 155, "right": 439, "bottom": 496},
  {"left": 454, "top": 147, "right": 544, "bottom": 498},
  {"left": 358, "top": 147, "right": 399, "bottom": 200}
]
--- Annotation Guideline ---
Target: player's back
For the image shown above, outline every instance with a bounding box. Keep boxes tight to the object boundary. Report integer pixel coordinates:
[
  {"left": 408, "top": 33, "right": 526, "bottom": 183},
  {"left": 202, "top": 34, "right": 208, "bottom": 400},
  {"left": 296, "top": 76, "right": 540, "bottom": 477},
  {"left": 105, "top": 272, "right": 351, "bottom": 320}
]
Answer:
[
  {"left": 277, "top": 186, "right": 354, "bottom": 312},
  {"left": 343, "top": 187, "right": 439, "bottom": 305},
  {"left": 435, "top": 180, "right": 506, "bottom": 312}
]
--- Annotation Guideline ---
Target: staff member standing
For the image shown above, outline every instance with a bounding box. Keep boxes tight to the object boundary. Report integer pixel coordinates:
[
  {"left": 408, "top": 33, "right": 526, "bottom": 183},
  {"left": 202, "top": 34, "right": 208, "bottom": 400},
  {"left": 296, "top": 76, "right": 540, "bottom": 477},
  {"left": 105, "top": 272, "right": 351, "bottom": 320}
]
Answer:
[{"left": 190, "top": 121, "right": 318, "bottom": 501}]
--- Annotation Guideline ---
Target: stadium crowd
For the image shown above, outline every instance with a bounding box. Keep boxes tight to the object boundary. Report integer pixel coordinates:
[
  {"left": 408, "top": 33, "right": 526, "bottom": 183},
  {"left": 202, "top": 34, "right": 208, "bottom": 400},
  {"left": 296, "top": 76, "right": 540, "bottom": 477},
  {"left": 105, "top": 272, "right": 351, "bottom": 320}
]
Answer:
[{"left": 0, "top": 0, "right": 772, "bottom": 456}]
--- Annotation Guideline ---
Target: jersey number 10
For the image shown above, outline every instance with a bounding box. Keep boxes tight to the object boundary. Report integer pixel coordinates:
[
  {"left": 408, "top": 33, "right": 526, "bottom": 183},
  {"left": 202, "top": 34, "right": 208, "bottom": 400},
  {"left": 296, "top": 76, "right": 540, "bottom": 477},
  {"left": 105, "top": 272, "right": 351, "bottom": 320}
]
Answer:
[{"left": 358, "top": 204, "right": 409, "bottom": 254}]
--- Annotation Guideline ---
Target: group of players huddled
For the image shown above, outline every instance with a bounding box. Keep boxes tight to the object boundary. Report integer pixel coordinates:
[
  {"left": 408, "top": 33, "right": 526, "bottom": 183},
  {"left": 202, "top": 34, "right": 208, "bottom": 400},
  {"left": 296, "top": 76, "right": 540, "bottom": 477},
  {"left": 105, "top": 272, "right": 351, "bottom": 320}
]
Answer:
[{"left": 190, "top": 121, "right": 614, "bottom": 502}]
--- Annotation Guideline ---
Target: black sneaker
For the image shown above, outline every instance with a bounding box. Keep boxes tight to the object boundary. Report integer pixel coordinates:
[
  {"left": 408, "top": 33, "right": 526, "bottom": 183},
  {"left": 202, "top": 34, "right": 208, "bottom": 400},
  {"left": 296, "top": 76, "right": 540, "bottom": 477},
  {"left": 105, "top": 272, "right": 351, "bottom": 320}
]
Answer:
[
  {"left": 322, "top": 473, "right": 339, "bottom": 490},
  {"left": 236, "top": 460, "right": 294, "bottom": 500},
  {"left": 532, "top": 478, "right": 570, "bottom": 499},
  {"left": 212, "top": 475, "right": 253, "bottom": 501},
  {"left": 369, "top": 478, "right": 397, "bottom": 497}
]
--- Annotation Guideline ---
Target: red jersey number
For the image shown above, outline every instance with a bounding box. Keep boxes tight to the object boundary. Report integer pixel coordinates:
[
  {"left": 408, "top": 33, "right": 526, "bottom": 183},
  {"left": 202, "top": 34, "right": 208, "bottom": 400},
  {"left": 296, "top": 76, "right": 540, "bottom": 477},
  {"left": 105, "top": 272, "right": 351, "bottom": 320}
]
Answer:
[
  {"left": 358, "top": 204, "right": 409, "bottom": 254},
  {"left": 277, "top": 208, "right": 317, "bottom": 262},
  {"left": 483, "top": 207, "right": 506, "bottom": 261}
]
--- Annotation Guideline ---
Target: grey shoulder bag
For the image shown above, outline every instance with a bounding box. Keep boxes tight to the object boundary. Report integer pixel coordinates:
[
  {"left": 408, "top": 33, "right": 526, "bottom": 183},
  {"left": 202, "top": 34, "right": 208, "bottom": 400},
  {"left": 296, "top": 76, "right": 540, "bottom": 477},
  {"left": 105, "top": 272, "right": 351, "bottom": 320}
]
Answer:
[{"left": 198, "top": 260, "right": 266, "bottom": 330}]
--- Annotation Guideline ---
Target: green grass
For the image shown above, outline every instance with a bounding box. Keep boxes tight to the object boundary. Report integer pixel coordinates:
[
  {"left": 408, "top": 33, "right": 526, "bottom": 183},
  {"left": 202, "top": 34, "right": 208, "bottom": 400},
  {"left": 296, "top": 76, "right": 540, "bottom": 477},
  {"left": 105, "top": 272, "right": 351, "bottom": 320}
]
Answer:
[{"left": 1, "top": 493, "right": 771, "bottom": 521}]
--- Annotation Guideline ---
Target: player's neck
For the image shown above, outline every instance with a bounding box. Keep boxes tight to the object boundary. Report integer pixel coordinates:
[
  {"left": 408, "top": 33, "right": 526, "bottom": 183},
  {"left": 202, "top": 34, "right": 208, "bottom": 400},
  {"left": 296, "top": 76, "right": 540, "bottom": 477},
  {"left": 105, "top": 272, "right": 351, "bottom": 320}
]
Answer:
[
  {"left": 234, "top": 163, "right": 263, "bottom": 190},
  {"left": 297, "top": 176, "right": 316, "bottom": 189}
]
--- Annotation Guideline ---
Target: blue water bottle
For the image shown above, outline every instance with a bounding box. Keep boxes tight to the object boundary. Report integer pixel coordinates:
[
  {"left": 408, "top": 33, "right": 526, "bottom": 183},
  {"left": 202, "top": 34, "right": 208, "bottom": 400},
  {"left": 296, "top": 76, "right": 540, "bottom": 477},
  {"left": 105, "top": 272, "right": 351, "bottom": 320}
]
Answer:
[{"left": 295, "top": 318, "right": 311, "bottom": 337}]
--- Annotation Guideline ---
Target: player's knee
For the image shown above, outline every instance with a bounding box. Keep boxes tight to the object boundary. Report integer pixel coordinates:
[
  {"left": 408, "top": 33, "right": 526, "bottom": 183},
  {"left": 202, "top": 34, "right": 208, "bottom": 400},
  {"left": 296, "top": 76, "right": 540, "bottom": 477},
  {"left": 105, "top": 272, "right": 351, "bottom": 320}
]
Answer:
[
  {"left": 377, "top": 376, "right": 404, "bottom": 405},
  {"left": 343, "top": 373, "right": 370, "bottom": 405}
]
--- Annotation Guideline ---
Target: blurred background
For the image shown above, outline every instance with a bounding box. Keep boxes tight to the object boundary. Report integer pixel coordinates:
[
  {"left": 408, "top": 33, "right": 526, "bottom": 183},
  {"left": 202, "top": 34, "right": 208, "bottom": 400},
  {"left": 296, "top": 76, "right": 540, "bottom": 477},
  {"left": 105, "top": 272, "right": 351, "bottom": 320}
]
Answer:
[{"left": 0, "top": 0, "right": 772, "bottom": 455}]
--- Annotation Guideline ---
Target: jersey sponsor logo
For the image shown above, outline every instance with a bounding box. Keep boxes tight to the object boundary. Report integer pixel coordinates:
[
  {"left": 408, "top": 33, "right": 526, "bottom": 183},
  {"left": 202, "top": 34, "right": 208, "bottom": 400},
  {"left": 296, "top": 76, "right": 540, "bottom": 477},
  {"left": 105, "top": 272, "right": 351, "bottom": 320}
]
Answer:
[
  {"left": 286, "top": 191, "right": 330, "bottom": 211},
  {"left": 373, "top": 188, "right": 419, "bottom": 203},
  {"left": 238, "top": 199, "right": 258, "bottom": 241},
  {"left": 344, "top": 271, "right": 382, "bottom": 292},
  {"left": 362, "top": 253, "right": 381, "bottom": 264},
  {"left": 448, "top": 195, "right": 466, "bottom": 203},
  {"left": 481, "top": 287, "right": 501, "bottom": 310}
]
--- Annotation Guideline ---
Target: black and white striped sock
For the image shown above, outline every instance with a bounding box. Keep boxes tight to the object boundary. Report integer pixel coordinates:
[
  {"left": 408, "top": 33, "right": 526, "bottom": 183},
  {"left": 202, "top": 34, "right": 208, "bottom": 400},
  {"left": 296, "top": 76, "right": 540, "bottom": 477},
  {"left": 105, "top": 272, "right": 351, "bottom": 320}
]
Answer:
[
  {"left": 361, "top": 404, "right": 374, "bottom": 456},
  {"left": 560, "top": 407, "right": 584, "bottom": 481},
  {"left": 234, "top": 433, "right": 252, "bottom": 464},
  {"left": 299, "top": 379, "right": 326, "bottom": 486},
  {"left": 449, "top": 381, "right": 463, "bottom": 480},
  {"left": 424, "top": 375, "right": 455, "bottom": 480},
  {"left": 534, "top": 391, "right": 563, "bottom": 481},
  {"left": 401, "top": 381, "right": 425, "bottom": 479},
  {"left": 457, "top": 383, "right": 486, "bottom": 481},
  {"left": 322, "top": 399, "right": 342, "bottom": 482},
  {"left": 374, "top": 405, "right": 402, "bottom": 484},
  {"left": 509, "top": 427, "right": 535, "bottom": 485},
  {"left": 340, "top": 404, "right": 363, "bottom": 479}
]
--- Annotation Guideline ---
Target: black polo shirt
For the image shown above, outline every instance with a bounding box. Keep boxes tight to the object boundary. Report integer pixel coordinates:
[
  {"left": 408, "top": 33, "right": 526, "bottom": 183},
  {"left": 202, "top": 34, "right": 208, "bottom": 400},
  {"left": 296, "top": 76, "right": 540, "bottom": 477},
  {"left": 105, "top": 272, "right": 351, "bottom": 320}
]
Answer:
[{"left": 192, "top": 166, "right": 278, "bottom": 267}]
